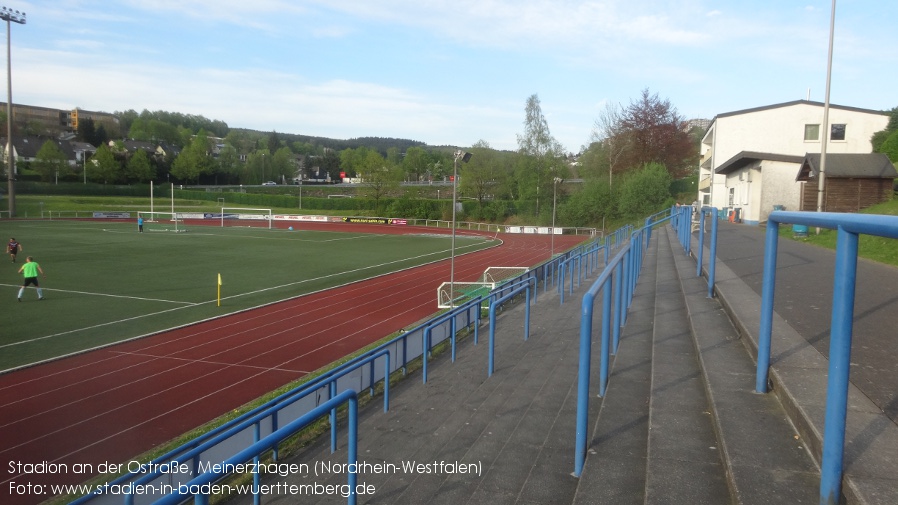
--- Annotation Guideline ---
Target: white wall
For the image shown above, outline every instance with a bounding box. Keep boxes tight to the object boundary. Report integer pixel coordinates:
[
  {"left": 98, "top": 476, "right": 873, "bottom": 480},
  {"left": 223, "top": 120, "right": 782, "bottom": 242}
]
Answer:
[{"left": 699, "top": 101, "right": 889, "bottom": 213}]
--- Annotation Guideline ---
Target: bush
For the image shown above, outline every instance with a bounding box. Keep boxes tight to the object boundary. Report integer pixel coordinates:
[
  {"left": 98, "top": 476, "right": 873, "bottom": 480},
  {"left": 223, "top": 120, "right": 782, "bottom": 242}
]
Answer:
[{"left": 617, "top": 163, "right": 673, "bottom": 219}]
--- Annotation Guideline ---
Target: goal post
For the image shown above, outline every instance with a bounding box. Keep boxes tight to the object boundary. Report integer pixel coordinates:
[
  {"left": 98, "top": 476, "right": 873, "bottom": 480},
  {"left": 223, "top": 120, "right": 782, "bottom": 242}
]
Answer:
[
  {"left": 137, "top": 211, "right": 185, "bottom": 233},
  {"left": 220, "top": 207, "right": 273, "bottom": 229},
  {"left": 482, "top": 266, "right": 530, "bottom": 285}
]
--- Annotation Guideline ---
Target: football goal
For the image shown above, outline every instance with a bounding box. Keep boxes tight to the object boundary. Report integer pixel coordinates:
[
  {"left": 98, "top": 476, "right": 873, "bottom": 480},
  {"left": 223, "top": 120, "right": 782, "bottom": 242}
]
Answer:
[
  {"left": 138, "top": 211, "right": 186, "bottom": 233},
  {"left": 437, "top": 281, "right": 495, "bottom": 309},
  {"left": 220, "top": 207, "right": 273, "bottom": 229}
]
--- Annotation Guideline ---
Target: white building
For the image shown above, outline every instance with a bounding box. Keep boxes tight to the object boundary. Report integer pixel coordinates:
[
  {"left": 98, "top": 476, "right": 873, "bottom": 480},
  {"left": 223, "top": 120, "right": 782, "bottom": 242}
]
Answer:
[{"left": 697, "top": 100, "right": 889, "bottom": 224}]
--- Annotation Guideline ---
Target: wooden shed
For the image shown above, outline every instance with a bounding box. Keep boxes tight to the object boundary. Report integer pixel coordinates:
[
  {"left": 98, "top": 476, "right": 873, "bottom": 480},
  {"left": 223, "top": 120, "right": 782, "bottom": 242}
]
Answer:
[{"left": 797, "top": 153, "right": 896, "bottom": 212}]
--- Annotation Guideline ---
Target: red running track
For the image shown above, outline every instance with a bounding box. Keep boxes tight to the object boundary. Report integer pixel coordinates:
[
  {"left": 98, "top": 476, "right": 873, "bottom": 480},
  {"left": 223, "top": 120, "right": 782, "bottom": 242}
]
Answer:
[{"left": 0, "top": 221, "right": 589, "bottom": 504}]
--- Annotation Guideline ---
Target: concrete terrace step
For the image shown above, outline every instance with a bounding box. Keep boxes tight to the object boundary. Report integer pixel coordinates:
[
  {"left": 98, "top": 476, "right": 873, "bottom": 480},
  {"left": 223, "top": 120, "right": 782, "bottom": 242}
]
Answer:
[
  {"left": 644, "top": 227, "right": 730, "bottom": 504},
  {"left": 667, "top": 228, "right": 820, "bottom": 504},
  {"left": 573, "top": 226, "right": 731, "bottom": 505},
  {"left": 699, "top": 228, "right": 898, "bottom": 505}
]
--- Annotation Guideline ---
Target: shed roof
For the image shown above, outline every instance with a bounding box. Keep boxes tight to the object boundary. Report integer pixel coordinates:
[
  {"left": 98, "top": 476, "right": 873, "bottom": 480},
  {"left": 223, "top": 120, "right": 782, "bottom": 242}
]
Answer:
[
  {"left": 714, "top": 151, "right": 804, "bottom": 175},
  {"left": 796, "top": 153, "right": 897, "bottom": 181}
]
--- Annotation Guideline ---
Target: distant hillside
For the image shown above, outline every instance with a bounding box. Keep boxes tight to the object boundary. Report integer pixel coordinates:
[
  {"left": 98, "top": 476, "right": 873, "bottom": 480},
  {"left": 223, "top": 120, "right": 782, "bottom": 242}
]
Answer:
[{"left": 231, "top": 128, "right": 428, "bottom": 154}]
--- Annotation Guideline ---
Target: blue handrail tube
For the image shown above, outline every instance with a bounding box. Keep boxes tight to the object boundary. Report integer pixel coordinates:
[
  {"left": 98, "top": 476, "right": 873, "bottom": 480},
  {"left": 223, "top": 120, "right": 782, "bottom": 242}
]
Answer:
[
  {"left": 755, "top": 210, "right": 898, "bottom": 505},
  {"left": 488, "top": 283, "right": 532, "bottom": 376},
  {"left": 152, "top": 390, "right": 359, "bottom": 505}
]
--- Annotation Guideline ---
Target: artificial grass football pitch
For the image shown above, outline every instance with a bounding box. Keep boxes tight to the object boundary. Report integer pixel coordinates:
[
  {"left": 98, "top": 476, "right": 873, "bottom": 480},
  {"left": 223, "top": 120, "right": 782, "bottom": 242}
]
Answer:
[{"left": 0, "top": 219, "right": 495, "bottom": 371}]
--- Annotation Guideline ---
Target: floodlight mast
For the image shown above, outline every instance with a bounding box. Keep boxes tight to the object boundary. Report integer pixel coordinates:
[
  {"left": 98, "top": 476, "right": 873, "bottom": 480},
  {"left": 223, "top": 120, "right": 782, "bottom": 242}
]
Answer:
[
  {"left": 2, "top": 6, "right": 25, "bottom": 218},
  {"left": 450, "top": 150, "right": 472, "bottom": 307}
]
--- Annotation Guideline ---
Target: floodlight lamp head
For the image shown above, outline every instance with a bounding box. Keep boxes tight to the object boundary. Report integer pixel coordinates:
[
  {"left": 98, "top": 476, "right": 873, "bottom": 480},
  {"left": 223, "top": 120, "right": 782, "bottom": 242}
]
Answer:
[{"left": 455, "top": 150, "right": 472, "bottom": 163}]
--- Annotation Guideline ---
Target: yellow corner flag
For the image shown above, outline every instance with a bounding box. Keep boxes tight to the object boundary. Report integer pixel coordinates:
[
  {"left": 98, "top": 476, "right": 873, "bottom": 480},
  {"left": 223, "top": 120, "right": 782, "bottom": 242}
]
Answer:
[{"left": 217, "top": 273, "right": 222, "bottom": 306}]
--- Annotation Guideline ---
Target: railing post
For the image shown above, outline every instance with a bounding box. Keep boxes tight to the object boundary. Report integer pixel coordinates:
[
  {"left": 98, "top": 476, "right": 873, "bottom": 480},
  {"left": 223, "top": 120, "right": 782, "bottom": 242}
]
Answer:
[
  {"left": 612, "top": 262, "right": 623, "bottom": 354},
  {"left": 697, "top": 210, "right": 705, "bottom": 277},
  {"left": 755, "top": 220, "right": 780, "bottom": 393},
  {"left": 524, "top": 286, "right": 531, "bottom": 341},
  {"left": 819, "top": 227, "right": 859, "bottom": 505},
  {"left": 707, "top": 209, "right": 718, "bottom": 299},
  {"left": 348, "top": 394, "right": 359, "bottom": 505},
  {"left": 574, "top": 292, "right": 595, "bottom": 477},
  {"left": 329, "top": 381, "right": 338, "bottom": 452},
  {"left": 599, "top": 276, "right": 612, "bottom": 397}
]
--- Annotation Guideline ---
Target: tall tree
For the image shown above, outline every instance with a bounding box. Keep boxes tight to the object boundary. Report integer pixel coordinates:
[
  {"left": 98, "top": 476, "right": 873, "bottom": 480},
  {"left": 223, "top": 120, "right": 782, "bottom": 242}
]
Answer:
[
  {"left": 516, "top": 94, "right": 565, "bottom": 216},
  {"left": 89, "top": 144, "right": 122, "bottom": 184},
  {"left": 590, "top": 102, "right": 630, "bottom": 186},
  {"left": 460, "top": 140, "right": 505, "bottom": 214},
  {"left": 125, "top": 149, "right": 155, "bottom": 182},
  {"left": 33, "top": 141, "right": 71, "bottom": 183},
  {"left": 216, "top": 144, "right": 241, "bottom": 184},
  {"left": 271, "top": 146, "right": 296, "bottom": 183},
  {"left": 615, "top": 88, "right": 696, "bottom": 179},
  {"left": 401, "top": 146, "right": 430, "bottom": 182},
  {"left": 171, "top": 131, "right": 214, "bottom": 182},
  {"left": 267, "top": 130, "right": 281, "bottom": 153},
  {"left": 77, "top": 117, "right": 98, "bottom": 146},
  {"left": 243, "top": 149, "right": 271, "bottom": 185},
  {"left": 320, "top": 148, "right": 341, "bottom": 179},
  {"left": 359, "top": 150, "right": 402, "bottom": 206}
]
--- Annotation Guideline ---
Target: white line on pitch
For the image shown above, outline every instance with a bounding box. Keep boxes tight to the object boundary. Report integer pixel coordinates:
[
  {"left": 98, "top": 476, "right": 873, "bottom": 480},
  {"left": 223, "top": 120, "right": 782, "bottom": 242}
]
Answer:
[{"left": 0, "top": 283, "right": 195, "bottom": 305}]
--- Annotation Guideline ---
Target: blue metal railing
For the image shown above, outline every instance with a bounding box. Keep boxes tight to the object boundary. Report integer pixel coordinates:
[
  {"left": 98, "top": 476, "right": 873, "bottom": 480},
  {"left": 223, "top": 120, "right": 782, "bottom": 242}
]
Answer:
[
  {"left": 571, "top": 212, "right": 661, "bottom": 477},
  {"left": 754, "top": 211, "right": 898, "bottom": 505},
  {"left": 153, "top": 390, "right": 360, "bottom": 505},
  {"left": 695, "top": 207, "right": 719, "bottom": 298},
  {"left": 487, "top": 279, "right": 534, "bottom": 376},
  {"left": 670, "top": 205, "right": 719, "bottom": 298},
  {"left": 573, "top": 208, "right": 717, "bottom": 477}
]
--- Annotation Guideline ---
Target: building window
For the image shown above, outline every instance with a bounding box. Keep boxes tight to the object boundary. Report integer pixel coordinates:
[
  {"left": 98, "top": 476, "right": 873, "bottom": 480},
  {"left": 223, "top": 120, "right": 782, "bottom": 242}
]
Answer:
[
  {"left": 804, "top": 124, "right": 820, "bottom": 141},
  {"left": 830, "top": 124, "right": 846, "bottom": 141},
  {"left": 728, "top": 187, "right": 735, "bottom": 206}
]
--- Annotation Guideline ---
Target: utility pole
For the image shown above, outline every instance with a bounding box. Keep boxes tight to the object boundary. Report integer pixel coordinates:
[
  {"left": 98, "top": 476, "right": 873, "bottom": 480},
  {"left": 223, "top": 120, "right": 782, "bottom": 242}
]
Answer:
[{"left": 2, "top": 6, "right": 25, "bottom": 217}]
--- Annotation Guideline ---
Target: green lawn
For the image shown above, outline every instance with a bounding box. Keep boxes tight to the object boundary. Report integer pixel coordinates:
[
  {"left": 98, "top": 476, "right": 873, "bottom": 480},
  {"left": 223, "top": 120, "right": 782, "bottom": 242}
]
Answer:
[
  {"left": 782, "top": 197, "right": 898, "bottom": 267},
  {"left": 0, "top": 219, "right": 495, "bottom": 370}
]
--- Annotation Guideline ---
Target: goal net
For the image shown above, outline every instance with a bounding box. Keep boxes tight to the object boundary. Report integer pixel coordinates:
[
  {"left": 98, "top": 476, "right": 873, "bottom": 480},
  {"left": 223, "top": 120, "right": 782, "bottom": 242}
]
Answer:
[
  {"left": 437, "top": 281, "right": 495, "bottom": 309},
  {"left": 221, "top": 207, "right": 273, "bottom": 229},
  {"left": 482, "top": 266, "right": 530, "bottom": 285},
  {"left": 138, "top": 211, "right": 186, "bottom": 233}
]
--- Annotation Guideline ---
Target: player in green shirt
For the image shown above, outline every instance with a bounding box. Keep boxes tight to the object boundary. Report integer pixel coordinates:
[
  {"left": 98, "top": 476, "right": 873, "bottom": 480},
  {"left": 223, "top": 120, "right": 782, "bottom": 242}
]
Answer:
[{"left": 17, "top": 256, "right": 45, "bottom": 301}]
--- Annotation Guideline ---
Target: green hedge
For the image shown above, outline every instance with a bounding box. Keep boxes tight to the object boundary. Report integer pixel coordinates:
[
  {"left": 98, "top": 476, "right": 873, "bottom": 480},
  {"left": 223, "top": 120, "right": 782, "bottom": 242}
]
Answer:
[
  {"left": 10, "top": 182, "right": 535, "bottom": 222},
  {"left": 14, "top": 181, "right": 153, "bottom": 197}
]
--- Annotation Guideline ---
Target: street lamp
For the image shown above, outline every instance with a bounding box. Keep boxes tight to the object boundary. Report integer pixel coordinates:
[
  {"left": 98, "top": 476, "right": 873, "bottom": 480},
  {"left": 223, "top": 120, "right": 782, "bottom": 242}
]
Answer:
[
  {"left": 551, "top": 177, "right": 562, "bottom": 258},
  {"left": 2, "top": 6, "right": 25, "bottom": 217},
  {"left": 450, "top": 149, "right": 472, "bottom": 306}
]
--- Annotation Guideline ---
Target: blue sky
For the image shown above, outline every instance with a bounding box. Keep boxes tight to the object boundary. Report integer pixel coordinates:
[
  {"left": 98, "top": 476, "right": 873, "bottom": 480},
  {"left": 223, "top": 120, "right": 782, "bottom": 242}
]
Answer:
[{"left": 5, "top": 1, "right": 896, "bottom": 152}]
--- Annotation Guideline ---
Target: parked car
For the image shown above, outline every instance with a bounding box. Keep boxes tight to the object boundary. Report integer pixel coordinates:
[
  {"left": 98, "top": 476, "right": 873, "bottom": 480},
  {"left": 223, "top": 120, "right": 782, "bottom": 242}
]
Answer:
[{"left": 262, "top": 181, "right": 277, "bottom": 186}]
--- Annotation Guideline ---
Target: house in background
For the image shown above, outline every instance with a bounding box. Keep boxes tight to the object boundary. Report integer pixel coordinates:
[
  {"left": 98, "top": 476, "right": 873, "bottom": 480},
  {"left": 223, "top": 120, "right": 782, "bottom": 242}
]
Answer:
[
  {"left": 698, "top": 100, "right": 889, "bottom": 224},
  {"left": 711, "top": 151, "right": 804, "bottom": 225},
  {"left": 797, "top": 153, "right": 896, "bottom": 213}
]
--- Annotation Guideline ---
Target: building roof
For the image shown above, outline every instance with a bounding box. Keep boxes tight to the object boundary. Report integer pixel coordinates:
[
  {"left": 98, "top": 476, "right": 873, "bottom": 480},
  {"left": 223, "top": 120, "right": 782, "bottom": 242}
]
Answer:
[
  {"left": 713, "top": 99, "right": 889, "bottom": 121},
  {"left": 714, "top": 151, "right": 804, "bottom": 175},
  {"left": 796, "top": 153, "right": 897, "bottom": 181},
  {"left": 2, "top": 136, "right": 77, "bottom": 159}
]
